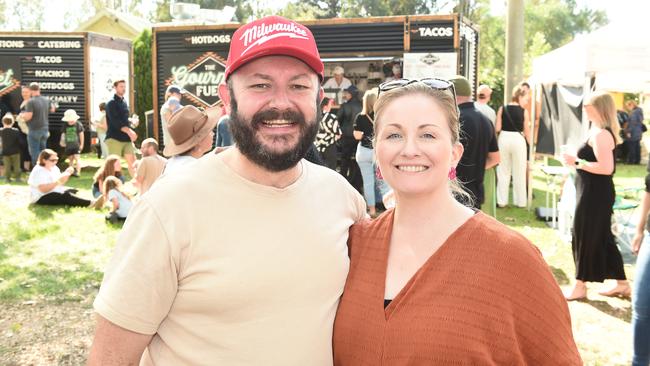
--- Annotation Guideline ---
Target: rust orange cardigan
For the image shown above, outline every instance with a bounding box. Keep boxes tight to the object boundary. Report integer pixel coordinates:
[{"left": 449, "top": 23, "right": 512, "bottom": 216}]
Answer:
[{"left": 333, "top": 210, "right": 582, "bottom": 365}]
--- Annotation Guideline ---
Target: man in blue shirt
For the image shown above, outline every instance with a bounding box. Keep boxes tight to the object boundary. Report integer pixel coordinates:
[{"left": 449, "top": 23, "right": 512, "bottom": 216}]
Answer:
[{"left": 105, "top": 80, "right": 137, "bottom": 177}]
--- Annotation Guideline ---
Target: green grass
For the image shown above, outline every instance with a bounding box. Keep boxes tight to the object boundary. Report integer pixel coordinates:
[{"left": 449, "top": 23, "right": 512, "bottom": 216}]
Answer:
[{"left": 0, "top": 154, "right": 123, "bottom": 303}]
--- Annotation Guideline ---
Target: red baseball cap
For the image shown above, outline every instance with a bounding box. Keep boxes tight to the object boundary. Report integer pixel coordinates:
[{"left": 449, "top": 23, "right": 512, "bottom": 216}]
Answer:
[{"left": 225, "top": 16, "right": 324, "bottom": 81}]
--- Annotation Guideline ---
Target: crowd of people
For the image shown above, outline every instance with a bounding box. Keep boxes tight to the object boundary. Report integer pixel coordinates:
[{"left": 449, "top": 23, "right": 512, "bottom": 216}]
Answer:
[{"left": 0, "top": 13, "right": 648, "bottom": 365}]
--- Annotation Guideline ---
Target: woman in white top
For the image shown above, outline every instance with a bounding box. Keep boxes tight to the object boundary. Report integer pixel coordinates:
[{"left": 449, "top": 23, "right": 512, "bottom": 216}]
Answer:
[{"left": 28, "top": 149, "right": 92, "bottom": 207}]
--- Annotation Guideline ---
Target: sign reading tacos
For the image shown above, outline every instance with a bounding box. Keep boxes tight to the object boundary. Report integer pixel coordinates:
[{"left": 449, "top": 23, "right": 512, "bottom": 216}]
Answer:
[{"left": 166, "top": 52, "right": 226, "bottom": 107}]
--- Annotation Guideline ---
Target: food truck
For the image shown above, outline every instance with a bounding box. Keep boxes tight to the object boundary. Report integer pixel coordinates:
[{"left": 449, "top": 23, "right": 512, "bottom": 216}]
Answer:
[
  {"left": 151, "top": 14, "right": 478, "bottom": 145},
  {"left": 0, "top": 32, "right": 133, "bottom": 150}
]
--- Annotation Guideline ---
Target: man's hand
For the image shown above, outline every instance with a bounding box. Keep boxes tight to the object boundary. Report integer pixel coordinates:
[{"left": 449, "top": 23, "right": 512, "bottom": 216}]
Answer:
[{"left": 128, "top": 130, "right": 137, "bottom": 142}]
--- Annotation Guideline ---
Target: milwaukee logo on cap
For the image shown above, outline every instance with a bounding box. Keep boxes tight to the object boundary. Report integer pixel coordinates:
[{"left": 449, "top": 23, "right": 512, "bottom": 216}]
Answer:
[
  {"left": 240, "top": 22, "right": 309, "bottom": 56},
  {"left": 225, "top": 15, "right": 324, "bottom": 81}
]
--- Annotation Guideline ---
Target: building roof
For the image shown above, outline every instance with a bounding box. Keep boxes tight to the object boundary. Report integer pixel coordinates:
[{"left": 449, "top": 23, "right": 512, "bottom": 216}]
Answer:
[{"left": 76, "top": 8, "right": 151, "bottom": 39}]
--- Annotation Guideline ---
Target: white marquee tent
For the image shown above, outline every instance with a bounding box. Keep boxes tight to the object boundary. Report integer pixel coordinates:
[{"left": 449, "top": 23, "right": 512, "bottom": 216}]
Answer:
[{"left": 532, "top": 18, "right": 650, "bottom": 93}]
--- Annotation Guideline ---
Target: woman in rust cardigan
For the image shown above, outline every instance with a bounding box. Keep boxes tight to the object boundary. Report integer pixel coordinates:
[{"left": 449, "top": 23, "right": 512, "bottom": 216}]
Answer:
[{"left": 332, "top": 79, "right": 582, "bottom": 365}]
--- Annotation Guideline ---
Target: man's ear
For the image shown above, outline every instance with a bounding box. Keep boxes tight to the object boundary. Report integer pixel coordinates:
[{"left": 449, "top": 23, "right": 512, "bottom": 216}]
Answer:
[
  {"left": 218, "top": 83, "right": 232, "bottom": 115},
  {"left": 318, "top": 87, "right": 324, "bottom": 104}
]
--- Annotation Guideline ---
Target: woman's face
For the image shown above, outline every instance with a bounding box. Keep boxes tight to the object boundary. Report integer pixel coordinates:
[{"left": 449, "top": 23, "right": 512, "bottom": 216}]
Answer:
[
  {"left": 584, "top": 104, "right": 602, "bottom": 125},
  {"left": 113, "top": 160, "right": 122, "bottom": 172},
  {"left": 375, "top": 94, "right": 463, "bottom": 197},
  {"left": 44, "top": 154, "right": 58, "bottom": 169}
]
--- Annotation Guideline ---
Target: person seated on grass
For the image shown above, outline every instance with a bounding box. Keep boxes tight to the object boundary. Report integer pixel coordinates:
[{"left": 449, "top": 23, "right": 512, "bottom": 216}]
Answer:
[
  {"left": 104, "top": 175, "right": 133, "bottom": 223},
  {"left": 1, "top": 113, "right": 24, "bottom": 183},
  {"left": 92, "top": 155, "right": 125, "bottom": 199},
  {"left": 27, "top": 149, "right": 93, "bottom": 207},
  {"left": 60, "top": 109, "right": 84, "bottom": 177}
]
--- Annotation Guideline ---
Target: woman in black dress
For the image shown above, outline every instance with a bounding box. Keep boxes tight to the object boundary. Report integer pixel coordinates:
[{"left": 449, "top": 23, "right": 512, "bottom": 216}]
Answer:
[{"left": 562, "top": 91, "right": 631, "bottom": 300}]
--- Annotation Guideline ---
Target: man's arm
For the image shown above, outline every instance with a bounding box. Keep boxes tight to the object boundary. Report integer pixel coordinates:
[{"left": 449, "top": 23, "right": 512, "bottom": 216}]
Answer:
[
  {"left": 87, "top": 315, "right": 153, "bottom": 366},
  {"left": 485, "top": 151, "right": 500, "bottom": 170}
]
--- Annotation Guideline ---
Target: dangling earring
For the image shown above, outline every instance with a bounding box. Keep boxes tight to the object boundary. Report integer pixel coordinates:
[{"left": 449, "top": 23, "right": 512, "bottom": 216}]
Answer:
[
  {"left": 448, "top": 166, "right": 457, "bottom": 180},
  {"left": 375, "top": 166, "right": 383, "bottom": 180}
]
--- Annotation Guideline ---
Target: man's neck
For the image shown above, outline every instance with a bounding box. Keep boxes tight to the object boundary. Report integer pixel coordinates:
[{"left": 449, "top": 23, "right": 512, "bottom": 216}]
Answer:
[
  {"left": 221, "top": 147, "right": 303, "bottom": 189},
  {"left": 115, "top": 93, "right": 124, "bottom": 99}
]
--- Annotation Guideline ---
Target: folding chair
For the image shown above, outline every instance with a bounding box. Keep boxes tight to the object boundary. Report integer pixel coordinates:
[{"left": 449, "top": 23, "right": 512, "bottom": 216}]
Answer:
[{"left": 612, "top": 187, "right": 643, "bottom": 252}]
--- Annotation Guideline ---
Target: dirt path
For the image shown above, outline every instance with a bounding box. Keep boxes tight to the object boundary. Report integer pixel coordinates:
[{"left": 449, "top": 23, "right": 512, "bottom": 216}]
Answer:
[{"left": 0, "top": 300, "right": 96, "bottom": 365}]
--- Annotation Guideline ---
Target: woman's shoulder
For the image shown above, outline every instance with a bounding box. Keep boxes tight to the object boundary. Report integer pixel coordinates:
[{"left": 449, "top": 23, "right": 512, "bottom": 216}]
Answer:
[
  {"left": 466, "top": 213, "right": 545, "bottom": 265},
  {"left": 349, "top": 210, "right": 393, "bottom": 250}
]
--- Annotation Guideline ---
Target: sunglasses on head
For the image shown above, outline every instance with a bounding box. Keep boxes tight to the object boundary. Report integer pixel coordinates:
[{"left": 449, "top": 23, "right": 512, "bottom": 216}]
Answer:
[{"left": 378, "top": 78, "right": 457, "bottom": 99}]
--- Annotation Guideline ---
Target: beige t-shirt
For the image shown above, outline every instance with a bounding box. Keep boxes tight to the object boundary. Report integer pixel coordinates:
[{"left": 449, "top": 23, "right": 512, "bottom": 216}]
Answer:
[
  {"left": 135, "top": 155, "right": 167, "bottom": 195},
  {"left": 94, "top": 153, "right": 367, "bottom": 366}
]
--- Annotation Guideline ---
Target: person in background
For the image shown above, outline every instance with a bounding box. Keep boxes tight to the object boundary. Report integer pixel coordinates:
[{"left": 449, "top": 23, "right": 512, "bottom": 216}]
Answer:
[
  {"left": 104, "top": 175, "right": 133, "bottom": 224},
  {"left": 450, "top": 76, "right": 500, "bottom": 209},
  {"left": 353, "top": 89, "right": 378, "bottom": 216},
  {"left": 631, "top": 170, "right": 650, "bottom": 366},
  {"left": 616, "top": 108, "right": 630, "bottom": 162},
  {"left": 20, "top": 82, "right": 56, "bottom": 167},
  {"left": 92, "top": 155, "right": 125, "bottom": 200},
  {"left": 323, "top": 66, "right": 352, "bottom": 105},
  {"left": 28, "top": 149, "right": 92, "bottom": 207},
  {"left": 475, "top": 84, "right": 496, "bottom": 124},
  {"left": 134, "top": 138, "right": 166, "bottom": 196},
  {"left": 162, "top": 105, "right": 218, "bottom": 175},
  {"left": 383, "top": 63, "right": 403, "bottom": 82},
  {"left": 337, "top": 85, "right": 362, "bottom": 182},
  {"left": 215, "top": 102, "right": 233, "bottom": 148},
  {"left": 496, "top": 85, "right": 530, "bottom": 208},
  {"left": 160, "top": 85, "right": 183, "bottom": 148},
  {"left": 105, "top": 80, "right": 137, "bottom": 177},
  {"left": 315, "top": 97, "right": 342, "bottom": 170},
  {"left": 625, "top": 99, "right": 644, "bottom": 165},
  {"left": 333, "top": 79, "right": 581, "bottom": 365},
  {"left": 475, "top": 83, "right": 498, "bottom": 217},
  {"left": 92, "top": 102, "right": 108, "bottom": 159},
  {"left": 1, "top": 113, "right": 23, "bottom": 182},
  {"left": 16, "top": 86, "right": 31, "bottom": 171},
  {"left": 562, "top": 91, "right": 630, "bottom": 301},
  {"left": 60, "top": 109, "right": 84, "bottom": 177}
]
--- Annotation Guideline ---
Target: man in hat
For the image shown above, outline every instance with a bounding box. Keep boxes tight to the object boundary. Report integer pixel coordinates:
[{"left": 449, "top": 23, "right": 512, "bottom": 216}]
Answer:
[
  {"left": 88, "top": 15, "right": 366, "bottom": 365},
  {"left": 322, "top": 66, "right": 351, "bottom": 105},
  {"left": 475, "top": 84, "right": 496, "bottom": 124},
  {"left": 160, "top": 85, "right": 184, "bottom": 147},
  {"left": 162, "top": 105, "right": 217, "bottom": 174},
  {"left": 450, "top": 75, "right": 500, "bottom": 210},
  {"left": 337, "top": 84, "right": 362, "bottom": 182}
]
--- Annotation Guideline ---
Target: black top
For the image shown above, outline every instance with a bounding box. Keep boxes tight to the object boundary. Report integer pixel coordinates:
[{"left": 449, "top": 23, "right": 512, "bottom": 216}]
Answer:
[
  {"left": 61, "top": 121, "right": 84, "bottom": 150},
  {"left": 105, "top": 94, "right": 131, "bottom": 142},
  {"left": 384, "top": 299, "right": 392, "bottom": 308},
  {"left": 501, "top": 104, "right": 525, "bottom": 132},
  {"left": 456, "top": 102, "right": 499, "bottom": 207},
  {"left": 337, "top": 98, "right": 362, "bottom": 138},
  {"left": 354, "top": 113, "right": 374, "bottom": 149},
  {"left": 0, "top": 127, "right": 23, "bottom": 156}
]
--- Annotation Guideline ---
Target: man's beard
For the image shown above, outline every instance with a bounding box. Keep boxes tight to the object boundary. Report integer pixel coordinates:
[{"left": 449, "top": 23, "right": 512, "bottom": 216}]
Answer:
[{"left": 228, "top": 93, "right": 320, "bottom": 172}]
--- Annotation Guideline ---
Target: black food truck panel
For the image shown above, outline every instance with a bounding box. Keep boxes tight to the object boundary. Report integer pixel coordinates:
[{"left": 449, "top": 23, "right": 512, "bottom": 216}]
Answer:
[{"left": 0, "top": 36, "right": 86, "bottom": 134}]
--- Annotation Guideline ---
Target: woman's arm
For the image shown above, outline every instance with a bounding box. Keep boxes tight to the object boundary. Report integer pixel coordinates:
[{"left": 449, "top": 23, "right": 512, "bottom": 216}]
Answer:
[
  {"left": 523, "top": 110, "right": 531, "bottom": 145},
  {"left": 37, "top": 172, "right": 70, "bottom": 193},
  {"left": 495, "top": 107, "right": 503, "bottom": 133},
  {"left": 579, "top": 130, "right": 615, "bottom": 175}
]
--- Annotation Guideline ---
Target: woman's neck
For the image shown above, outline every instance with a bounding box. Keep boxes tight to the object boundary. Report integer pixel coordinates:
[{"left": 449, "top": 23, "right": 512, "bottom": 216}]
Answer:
[{"left": 393, "top": 188, "right": 470, "bottom": 230}]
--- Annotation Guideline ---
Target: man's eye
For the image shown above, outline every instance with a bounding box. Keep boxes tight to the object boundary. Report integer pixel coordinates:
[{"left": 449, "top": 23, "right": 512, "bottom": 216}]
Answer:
[
  {"left": 291, "top": 84, "right": 309, "bottom": 90},
  {"left": 251, "top": 84, "right": 270, "bottom": 89}
]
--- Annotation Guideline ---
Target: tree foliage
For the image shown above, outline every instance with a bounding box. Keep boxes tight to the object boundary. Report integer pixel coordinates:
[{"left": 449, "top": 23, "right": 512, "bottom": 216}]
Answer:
[
  {"left": 154, "top": 0, "right": 253, "bottom": 23},
  {"left": 133, "top": 29, "right": 152, "bottom": 142},
  {"left": 465, "top": 0, "right": 607, "bottom": 107},
  {"left": 280, "top": 0, "right": 438, "bottom": 19}
]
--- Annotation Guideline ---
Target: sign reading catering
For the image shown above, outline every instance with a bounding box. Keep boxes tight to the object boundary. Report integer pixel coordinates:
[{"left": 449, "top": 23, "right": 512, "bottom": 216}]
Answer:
[{"left": 165, "top": 52, "right": 226, "bottom": 107}]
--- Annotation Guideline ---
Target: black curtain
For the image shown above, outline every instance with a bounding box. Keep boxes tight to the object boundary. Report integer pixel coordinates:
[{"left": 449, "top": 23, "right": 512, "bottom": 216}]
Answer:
[{"left": 537, "top": 83, "right": 585, "bottom": 155}]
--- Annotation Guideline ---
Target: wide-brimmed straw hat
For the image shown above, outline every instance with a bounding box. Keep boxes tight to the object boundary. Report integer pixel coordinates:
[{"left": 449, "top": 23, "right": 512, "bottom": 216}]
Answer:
[{"left": 163, "top": 105, "right": 221, "bottom": 157}]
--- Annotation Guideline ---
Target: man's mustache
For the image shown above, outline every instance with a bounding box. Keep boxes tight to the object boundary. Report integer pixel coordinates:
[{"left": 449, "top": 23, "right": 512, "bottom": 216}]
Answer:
[{"left": 251, "top": 108, "right": 306, "bottom": 129}]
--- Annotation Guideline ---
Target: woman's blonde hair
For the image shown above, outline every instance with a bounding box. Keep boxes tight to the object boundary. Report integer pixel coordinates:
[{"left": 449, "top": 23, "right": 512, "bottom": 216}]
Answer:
[
  {"left": 511, "top": 85, "right": 527, "bottom": 103},
  {"left": 585, "top": 91, "right": 622, "bottom": 145},
  {"left": 37, "top": 149, "right": 57, "bottom": 166},
  {"left": 372, "top": 82, "right": 472, "bottom": 205},
  {"left": 361, "top": 88, "right": 378, "bottom": 116},
  {"left": 103, "top": 175, "right": 132, "bottom": 199}
]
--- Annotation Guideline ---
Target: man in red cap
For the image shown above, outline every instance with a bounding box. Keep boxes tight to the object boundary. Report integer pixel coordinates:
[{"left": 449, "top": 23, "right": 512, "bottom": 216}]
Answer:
[{"left": 88, "top": 16, "right": 366, "bottom": 365}]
